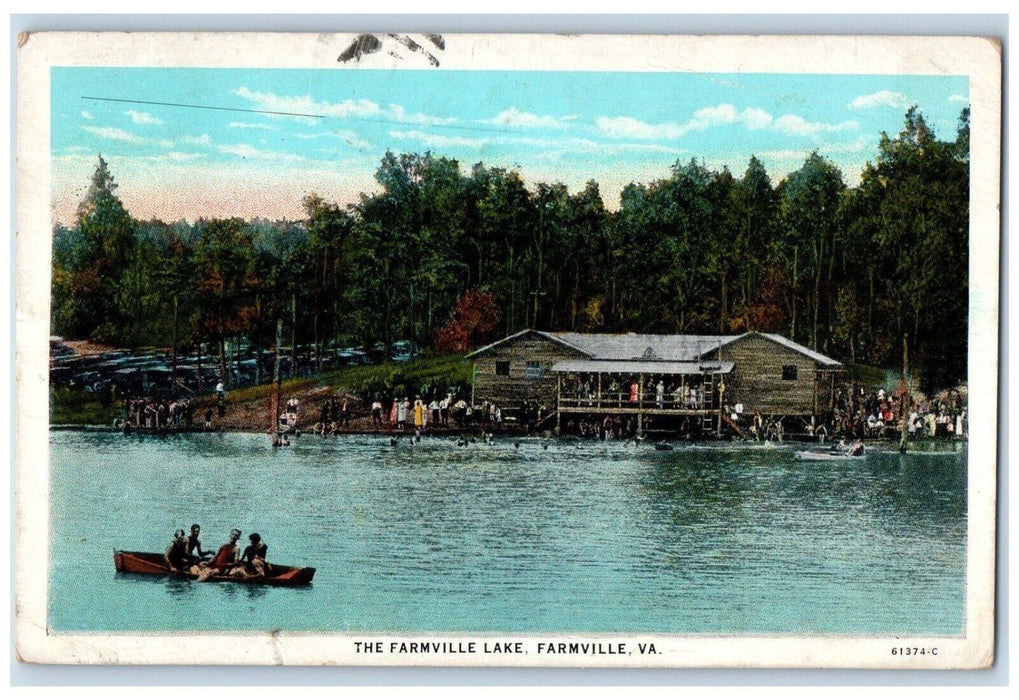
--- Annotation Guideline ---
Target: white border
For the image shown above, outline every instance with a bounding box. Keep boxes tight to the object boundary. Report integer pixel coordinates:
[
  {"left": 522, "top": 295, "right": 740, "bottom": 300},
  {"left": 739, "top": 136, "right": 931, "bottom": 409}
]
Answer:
[{"left": 14, "top": 31, "right": 1001, "bottom": 669}]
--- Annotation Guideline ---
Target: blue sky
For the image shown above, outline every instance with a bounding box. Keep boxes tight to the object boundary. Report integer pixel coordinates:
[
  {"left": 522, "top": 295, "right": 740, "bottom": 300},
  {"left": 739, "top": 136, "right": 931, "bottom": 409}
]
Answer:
[{"left": 51, "top": 67, "right": 969, "bottom": 224}]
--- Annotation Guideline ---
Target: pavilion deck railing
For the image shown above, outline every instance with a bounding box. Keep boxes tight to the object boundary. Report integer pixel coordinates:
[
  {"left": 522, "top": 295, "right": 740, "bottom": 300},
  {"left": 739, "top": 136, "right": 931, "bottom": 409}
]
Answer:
[{"left": 556, "top": 392, "right": 716, "bottom": 413}]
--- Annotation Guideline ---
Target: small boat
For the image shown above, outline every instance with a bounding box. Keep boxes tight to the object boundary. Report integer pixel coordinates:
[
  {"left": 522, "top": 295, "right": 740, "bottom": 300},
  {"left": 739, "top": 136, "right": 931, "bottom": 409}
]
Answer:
[
  {"left": 794, "top": 450, "right": 865, "bottom": 461},
  {"left": 113, "top": 550, "right": 315, "bottom": 586},
  {"left": 654, "top": 441, "right": 674, "bottom": 451}
]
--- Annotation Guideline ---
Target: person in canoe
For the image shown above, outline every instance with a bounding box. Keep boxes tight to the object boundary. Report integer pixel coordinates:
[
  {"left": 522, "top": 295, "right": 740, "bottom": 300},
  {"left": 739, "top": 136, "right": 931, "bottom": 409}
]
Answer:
[
  {"left": 195, "top": 528, "right": 243, "bottom": 581},
  {"left": 164, "top": 529, "right": 195, "bottom": 574},
  {"left": 831, "top": 439, "right": 865, "bottom": 457},
  {"left": 187, "top": 523, "right": 214, "bottom": 563},
  {"left": 226, "top": 532, "right": 270, "bottom": 580}
]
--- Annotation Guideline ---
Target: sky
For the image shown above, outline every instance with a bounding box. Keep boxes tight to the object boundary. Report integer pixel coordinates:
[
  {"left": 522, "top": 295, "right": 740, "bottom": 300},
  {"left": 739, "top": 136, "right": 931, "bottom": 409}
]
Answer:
[{"left": 50, "top": 67, "right": 969, "bottom": 225}]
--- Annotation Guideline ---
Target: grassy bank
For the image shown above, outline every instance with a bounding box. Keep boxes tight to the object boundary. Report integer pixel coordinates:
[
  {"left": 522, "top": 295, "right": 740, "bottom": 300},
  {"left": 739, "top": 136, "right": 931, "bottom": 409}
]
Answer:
[
  {"left": 320, "top": 354, "right": 473, "bottom": 400},
  {"left": 192, "top": 354, "right": 473, "bottom": 407},
  {"left": 50, "top": 387, "right": 123, "bottom": 426}
]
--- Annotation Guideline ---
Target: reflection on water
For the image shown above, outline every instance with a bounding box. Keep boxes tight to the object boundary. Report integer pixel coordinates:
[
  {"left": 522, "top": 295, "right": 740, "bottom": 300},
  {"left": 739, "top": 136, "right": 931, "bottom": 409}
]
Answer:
[{"left": 50, "top": 432, "right": 966, "bottom": 635}]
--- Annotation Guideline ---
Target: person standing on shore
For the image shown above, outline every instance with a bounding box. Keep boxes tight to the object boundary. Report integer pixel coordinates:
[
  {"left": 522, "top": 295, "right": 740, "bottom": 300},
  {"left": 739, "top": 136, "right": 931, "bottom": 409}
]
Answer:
[
  {"left": 397, "top": 398, "right": 409, "bottom": 428},
  {"left": 414, "top": 399, "right": 424, "bottom": 429}
]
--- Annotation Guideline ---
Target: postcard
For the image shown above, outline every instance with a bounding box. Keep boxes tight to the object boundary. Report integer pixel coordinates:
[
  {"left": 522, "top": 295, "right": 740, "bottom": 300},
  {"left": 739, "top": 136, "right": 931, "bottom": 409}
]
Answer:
[{"left": 15, "top": 32, "right": 1000, "bottom": 668}]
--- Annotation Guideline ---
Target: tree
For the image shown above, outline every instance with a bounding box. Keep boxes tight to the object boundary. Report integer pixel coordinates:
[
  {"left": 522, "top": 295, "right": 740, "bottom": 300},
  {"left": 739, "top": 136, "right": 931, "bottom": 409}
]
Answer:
[
  {"left": 778, "top": 152, "right": 846, "bottom": 350},
  {"left": 731, "top": 156, "right": 778, "bottom": 317},
  {"left": 434, "top": 289, "right": 503, "bottom": 353},
  {"left": 869, "top": 107, "right": 969, "bottom": 391},
  {"left": 193, "top": 218, "right": 257, "bottom": 382},
  {"left": 52, "top": 155, "right": 137, "bottom": 342},
  {"left": 304, "top": 194, "right": 354, "bottom": 370}
]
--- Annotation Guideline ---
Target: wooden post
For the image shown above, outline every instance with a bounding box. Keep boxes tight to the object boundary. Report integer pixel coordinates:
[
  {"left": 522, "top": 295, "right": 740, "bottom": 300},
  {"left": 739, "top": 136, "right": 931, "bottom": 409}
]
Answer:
[
  {"left": 717, "top": 377, "right": 726, "bottom": 438},
  {"left": 556, "top": 372, "right": 562, "bottom": 434},
  {"left": 270, "top": 319, "right": 282, "bottom": 440},
  {"left": 597, "top": 372, "right": 602, "bottom": 411},
  {"left": 812, "top": 366, "right": 818, "bottom": 420},
  {"left": 637, "top": 373, "right": 644, "bottom": 437}
]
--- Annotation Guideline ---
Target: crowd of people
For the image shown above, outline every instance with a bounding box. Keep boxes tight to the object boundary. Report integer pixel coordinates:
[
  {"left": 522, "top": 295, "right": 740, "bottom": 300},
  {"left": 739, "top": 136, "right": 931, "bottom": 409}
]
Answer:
[
  {"left": 563, "top": 414, "right": 640, "bottom": 440},
  {"left": 726, "top": 408, "right": 786, "bottom": 442},
  {"left": 163, "top": 524, "right": 269, "bottom": 581},
  {"left": 311, "top": 393, "right": 519, "bottom": 436},
  {"left": 119, "top": 397, "right": 195, "bottom": 430},
  {"left": 827, "top": 384, "right": 968, "bottom": 441},
  {"left": 559, "top": 373, "right": 710, "bottom": 409}
]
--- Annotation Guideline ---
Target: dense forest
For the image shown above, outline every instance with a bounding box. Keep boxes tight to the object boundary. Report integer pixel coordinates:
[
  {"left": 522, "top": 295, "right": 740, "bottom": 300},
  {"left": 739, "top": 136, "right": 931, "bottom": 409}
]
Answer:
[{"left": 52, "top": 107, "right": 970, "bottom": 392}]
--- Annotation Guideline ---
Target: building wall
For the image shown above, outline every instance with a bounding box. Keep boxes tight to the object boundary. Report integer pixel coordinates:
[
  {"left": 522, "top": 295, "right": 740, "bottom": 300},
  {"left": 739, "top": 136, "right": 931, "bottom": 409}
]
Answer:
[
  {"left": 717, "top": 334, "right": 820, "bottom": 415},
  {"left": 472, "top": 333, "right": 587, "bottom": 409}
]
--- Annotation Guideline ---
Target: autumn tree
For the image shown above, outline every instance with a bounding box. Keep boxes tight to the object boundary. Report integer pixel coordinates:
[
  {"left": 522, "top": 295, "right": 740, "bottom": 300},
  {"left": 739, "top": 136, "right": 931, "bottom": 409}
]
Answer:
[{"left": 434, "top": 289, "right": 503, "bottom": 353}]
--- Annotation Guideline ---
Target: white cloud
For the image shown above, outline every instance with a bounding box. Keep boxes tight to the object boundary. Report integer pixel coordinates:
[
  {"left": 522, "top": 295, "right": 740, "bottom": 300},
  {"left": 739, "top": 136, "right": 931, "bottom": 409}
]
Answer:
[
  {"left": 215, "top": 142, "right": 304, "bottom": 161},
  {"left": 387, "top": 104, "right": 459, "bottom": 126},
  {"left": 849, "top": 90, "right": 911, "bottom": 110},
  {"left": 231, "top": 87, "right": 461, "bottom": 131},
  {"left": 125, "top": 110, "right": 162, "bottom": 126},
  {"left": 595, "top": 115, "right": 675, "bottom": 140},
  {"left": 182, "top": 134, "right": 213, "bottom": 147},
  {"left": 740, "top": 108, "right": 773, "bottom": 130},
  {"left": 233, "top": 86, "right": 382, "bottom": 123},
  {"left": 948, "top": 94, "right": 969, "bottom": 103},
  {"left": 160, "top": 152, "right": 206, "bottom": 162},
  {"left": 690, "top": 104, "right": 738, "bottom": 128},
  {"left": 597, "top": 104, "right": 859, "bottom": 144},
  {"left": 612, "top": 143, "right": 686, "bottom": 155},
  {"left": 772, "top": 114, "right": 858, "bottom": 136},
  {"left": 228, "top": 122, "right": 275, "bottom": 130},
  {"left": 482, "top": 108, "right": 569, "bottom": 129},
  {"left": 81, "top": 111, "right": 94, "bottom": 120},
  {"left": 83, "top": 125, "right": 145, "bottom": 144},
  {"left": 389, "top": 130, "right": 487, "bottom": 149}
]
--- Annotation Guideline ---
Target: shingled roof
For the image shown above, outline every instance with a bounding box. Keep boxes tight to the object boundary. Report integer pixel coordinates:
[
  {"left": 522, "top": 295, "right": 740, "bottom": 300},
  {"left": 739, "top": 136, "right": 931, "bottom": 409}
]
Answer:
[
  {"left": 549, "top": 332, "right": 741, "bottom": 362},
  {"left": 466, "top": 329, "right": 841, "bottom": 367}
]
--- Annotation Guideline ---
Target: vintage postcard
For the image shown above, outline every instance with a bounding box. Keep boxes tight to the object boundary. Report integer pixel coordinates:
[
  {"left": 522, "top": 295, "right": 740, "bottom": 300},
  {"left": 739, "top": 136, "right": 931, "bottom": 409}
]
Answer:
[{"left": 15, "top": 32, "right": 1000, "bottom": 668}]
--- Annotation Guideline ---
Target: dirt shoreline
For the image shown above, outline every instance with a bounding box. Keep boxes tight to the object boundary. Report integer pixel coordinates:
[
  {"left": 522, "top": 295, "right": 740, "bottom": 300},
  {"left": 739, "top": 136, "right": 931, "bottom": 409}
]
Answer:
[{"left": 54, "top": 384, "right": 535, "bottom": 437}]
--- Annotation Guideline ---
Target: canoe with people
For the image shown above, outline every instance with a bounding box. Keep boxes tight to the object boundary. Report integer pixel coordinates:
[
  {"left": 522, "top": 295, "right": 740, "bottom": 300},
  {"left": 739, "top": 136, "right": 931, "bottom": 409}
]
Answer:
[
  {"left": 795, "top": 439, "right": 866, "bottom": 461},
  {"left": 114, "top": 525, "right": 315, "bottom": 586}
]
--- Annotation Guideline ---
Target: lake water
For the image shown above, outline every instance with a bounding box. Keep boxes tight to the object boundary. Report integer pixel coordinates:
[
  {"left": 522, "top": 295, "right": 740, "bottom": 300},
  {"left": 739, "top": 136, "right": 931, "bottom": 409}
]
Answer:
[{"left": 48, "top": 431, "right": 967, "bottom": 635}]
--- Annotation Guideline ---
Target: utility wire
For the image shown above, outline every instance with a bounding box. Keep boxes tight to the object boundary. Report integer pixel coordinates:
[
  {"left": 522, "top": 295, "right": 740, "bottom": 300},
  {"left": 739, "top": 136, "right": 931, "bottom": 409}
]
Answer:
[{"left": 81, "top": 95, "right": 533, "bottom": 136}]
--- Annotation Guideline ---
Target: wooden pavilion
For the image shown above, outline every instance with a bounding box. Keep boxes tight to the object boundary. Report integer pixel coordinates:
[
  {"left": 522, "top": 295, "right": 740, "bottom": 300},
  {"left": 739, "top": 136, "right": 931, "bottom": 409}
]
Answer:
[{"left": 465, "top": 329, "right": 842, "bottom": 436}]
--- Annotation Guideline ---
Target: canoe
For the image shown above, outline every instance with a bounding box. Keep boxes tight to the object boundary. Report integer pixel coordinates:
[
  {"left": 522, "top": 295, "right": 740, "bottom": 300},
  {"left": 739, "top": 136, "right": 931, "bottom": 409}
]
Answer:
[
  {"left": 794, "top": 450, "right": 864, "bottom": 461},
  {"left": 113, "top": 550, "right": 315, "bottom": 586}
]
